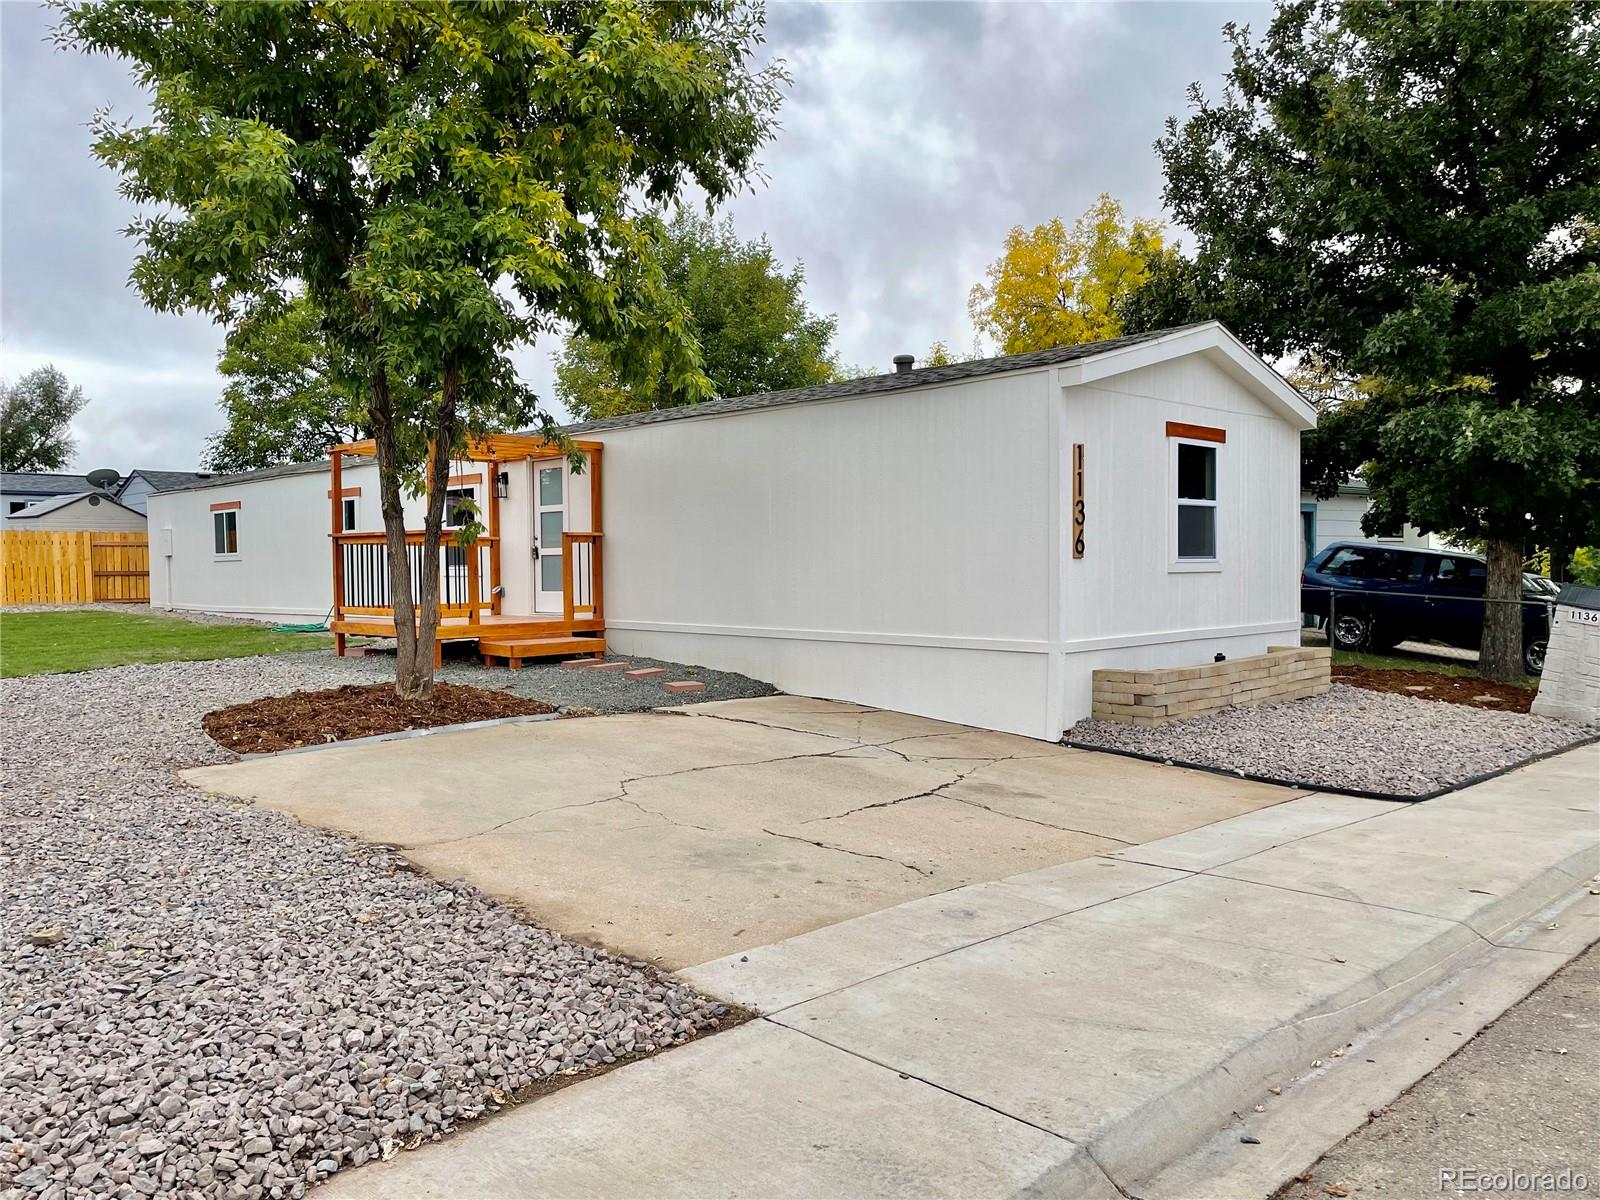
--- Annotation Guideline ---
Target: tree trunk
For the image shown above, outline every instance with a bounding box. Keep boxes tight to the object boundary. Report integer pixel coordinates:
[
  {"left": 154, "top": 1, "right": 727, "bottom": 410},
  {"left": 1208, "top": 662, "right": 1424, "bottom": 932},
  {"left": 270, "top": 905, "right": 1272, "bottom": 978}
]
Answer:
[
  {"left": 368, "top": 368, "right": 427, "bottom": 698},
  {"left": 405, "top": 359, "right": 463, "bottom": 700},
  {"left": 1480, "top": 535, "right": 1525, "bottom": 683}
]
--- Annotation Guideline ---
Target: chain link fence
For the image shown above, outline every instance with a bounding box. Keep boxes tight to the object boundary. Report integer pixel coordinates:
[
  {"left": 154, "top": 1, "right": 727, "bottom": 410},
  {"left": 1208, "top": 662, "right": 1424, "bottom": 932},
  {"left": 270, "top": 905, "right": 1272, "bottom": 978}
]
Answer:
[{"left": 1301, "top": 584, "right": 1556, "bottom": 675}]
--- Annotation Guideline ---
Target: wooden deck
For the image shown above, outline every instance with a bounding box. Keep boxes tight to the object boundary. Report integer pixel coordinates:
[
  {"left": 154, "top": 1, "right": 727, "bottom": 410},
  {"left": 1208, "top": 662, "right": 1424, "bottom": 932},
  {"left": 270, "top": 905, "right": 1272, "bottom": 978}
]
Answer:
[
  {"left": 326, "top": 434, "right": 607, "bottom": 666},
  {"left": 330, "top": 611, "right": 603, "bottom": 640},
  {"left": 331, "top": 611, "right": 606, "bottom": 666}
]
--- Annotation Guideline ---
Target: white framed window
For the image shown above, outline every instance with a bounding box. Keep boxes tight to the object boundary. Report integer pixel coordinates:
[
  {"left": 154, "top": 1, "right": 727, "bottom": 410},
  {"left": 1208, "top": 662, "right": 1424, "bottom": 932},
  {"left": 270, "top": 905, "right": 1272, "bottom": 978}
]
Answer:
[
  {"left": 212, "top": 508, "right": 240, "bottom": 557},
  {"left": 341, "top": 496, "right": 358, "bottom": 532},
  {"left": 1171, "top": 438, "right": 1219, "bottom": 569}
]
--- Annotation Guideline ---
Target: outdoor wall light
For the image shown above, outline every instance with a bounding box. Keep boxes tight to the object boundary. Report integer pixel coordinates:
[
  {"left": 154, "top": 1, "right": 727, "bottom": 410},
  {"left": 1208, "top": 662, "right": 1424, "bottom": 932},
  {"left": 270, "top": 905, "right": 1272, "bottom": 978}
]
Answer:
[{"left": 495, "top": 471, "right": 510, "bottom": 499}]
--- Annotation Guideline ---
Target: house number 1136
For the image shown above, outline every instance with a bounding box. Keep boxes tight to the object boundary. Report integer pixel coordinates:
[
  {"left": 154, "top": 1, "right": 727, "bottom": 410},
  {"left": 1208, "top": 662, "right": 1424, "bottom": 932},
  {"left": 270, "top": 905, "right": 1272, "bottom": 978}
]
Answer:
[{"left": 1072, "top": 443, "right": 1085, "bottom": 559}]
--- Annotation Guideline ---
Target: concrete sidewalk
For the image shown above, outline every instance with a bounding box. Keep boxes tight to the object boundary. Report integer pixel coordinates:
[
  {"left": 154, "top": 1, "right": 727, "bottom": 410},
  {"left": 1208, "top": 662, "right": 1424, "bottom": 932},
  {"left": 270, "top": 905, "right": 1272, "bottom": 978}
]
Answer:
[{"left": 326, "top": 743, "right": 1599, "bottom": 1200}]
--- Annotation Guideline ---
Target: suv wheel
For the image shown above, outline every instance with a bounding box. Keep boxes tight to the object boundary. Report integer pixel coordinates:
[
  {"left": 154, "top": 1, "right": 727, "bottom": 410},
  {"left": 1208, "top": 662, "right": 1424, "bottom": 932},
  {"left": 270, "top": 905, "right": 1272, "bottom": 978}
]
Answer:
[
  {"left": 1331, "top": 612, "right": 1373, "bottom": 651},
  {"left": 1523, "top": 638, "right": 1547, "bottom": 676}
]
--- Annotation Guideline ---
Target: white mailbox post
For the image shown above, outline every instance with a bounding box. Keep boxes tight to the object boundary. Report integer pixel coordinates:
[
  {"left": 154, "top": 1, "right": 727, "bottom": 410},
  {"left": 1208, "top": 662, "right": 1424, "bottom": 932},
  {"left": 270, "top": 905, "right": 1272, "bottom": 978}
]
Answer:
[{"left": 1531, "top": 584, "right": 1600, "bottom": 725}]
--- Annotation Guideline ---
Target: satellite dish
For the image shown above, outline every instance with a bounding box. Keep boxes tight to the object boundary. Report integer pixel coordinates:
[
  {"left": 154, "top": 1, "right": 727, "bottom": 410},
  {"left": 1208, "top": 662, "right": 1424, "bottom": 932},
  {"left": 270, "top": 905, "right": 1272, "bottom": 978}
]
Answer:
[{"left": 86, "top": 467, "right": 121, "bottom": 490}]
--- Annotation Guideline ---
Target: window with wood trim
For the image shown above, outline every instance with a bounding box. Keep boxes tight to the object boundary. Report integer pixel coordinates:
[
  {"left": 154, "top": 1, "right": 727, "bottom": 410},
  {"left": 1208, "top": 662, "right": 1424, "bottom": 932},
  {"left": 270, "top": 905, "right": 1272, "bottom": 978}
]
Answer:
[
  {"left": 1174, "top": 441, "right": 1217, "bottom": 561},
  {"left": 213, "top": 508, "right": 239, "bottom": 556},
  {"left": 342, "top": 496, "right": 358, "bottom": 532}
]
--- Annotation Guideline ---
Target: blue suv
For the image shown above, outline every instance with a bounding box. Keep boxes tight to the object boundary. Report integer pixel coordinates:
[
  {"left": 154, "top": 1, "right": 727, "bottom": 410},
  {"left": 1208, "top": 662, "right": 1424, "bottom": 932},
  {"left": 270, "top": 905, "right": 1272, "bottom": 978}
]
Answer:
[{"left": 1302, "top": 542, "right": 1552, "bottom": 674}]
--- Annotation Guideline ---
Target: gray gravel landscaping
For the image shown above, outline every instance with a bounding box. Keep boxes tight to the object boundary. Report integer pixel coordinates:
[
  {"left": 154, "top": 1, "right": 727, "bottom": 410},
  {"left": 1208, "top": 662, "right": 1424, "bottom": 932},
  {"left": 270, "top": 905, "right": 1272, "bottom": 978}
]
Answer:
[
  {"left": 1067, "top": 683, "right": 1593, "bottom": 797},
  {"left": 1, "top": 652, "right": 738, "bottom": 1199}
]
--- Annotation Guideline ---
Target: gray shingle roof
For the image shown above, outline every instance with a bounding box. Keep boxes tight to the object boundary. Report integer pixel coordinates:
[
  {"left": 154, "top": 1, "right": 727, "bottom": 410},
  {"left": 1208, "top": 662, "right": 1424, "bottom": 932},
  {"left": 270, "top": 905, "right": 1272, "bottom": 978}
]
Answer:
[
  {"left": 151, "top": 325, "right": 1214, "bottom": 496},
  {"left": 1556, "top": 583, "right": 1600, "bottom": 612},
  {"left": 124, "top": 469, "right": 211, "bottom": 491},
  {"left": 558, "top": 326, "right": 1200, "bottom": 436},
  {"left": 1, "top": 472, "right": 94, "bottom": 497},
  {"left": 149, "top": 457, "right": 361, "bottom": 496}
]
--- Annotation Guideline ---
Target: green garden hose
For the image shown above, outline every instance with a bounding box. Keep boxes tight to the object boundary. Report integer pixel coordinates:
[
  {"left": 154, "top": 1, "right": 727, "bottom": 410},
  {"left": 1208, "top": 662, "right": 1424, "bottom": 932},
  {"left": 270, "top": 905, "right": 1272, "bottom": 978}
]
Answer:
[{"left": 272, "top": 608, "right": 333, "bottom": 633}]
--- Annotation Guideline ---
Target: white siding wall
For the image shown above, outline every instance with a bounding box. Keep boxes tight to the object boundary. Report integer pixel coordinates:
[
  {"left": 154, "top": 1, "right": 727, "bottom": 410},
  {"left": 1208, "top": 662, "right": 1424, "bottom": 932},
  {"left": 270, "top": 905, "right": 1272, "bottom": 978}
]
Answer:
[
  {"left": 598, "top": 370, "right": 1058, "bottom": 737},
  {"left": 150, "top": 465, "right": 365, "bottom": 620},
  {"left": 498, "top": 459, "right": 536, "bottom": 613},
  {"left": 117, "top": 477, "right": 156, "bottom": 514},
  {"left": 147, "top": 456, "right": 559, "bottom": 621},
  {"left": 1056, "top": 354, "right": 1305, "bottom": 728},
  {"left": 1303, "top": 490, "right": 1429, "bottom": 553}
]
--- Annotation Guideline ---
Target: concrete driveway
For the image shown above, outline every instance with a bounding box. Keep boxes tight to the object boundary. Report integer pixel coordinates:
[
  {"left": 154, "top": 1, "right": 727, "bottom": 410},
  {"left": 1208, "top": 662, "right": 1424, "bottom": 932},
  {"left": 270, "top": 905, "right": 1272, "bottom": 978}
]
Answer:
[{"left": 182, "top": 695, "right": 1298, "bottom": 968}]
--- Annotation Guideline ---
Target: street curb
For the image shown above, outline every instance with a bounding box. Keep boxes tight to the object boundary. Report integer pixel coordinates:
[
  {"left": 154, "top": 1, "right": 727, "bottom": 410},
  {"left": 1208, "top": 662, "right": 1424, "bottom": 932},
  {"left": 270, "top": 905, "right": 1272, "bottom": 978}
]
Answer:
[
  {"left": 1076, "top": 844, "right": 1600, "bottom": 1194},
  {"left": 1140, "top": 888, "right": 1600, "bottom": 1200},
  {"left": 1061, "top": 731, "right": 1600, "bottom": 803}
]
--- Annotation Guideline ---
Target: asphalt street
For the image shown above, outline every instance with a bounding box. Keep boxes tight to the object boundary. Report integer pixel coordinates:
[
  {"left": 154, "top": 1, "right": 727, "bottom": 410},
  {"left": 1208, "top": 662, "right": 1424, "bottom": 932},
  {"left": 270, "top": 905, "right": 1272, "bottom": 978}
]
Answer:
[{"left": 1278, "top": 940, "right": 1600, "bottom": 1199}]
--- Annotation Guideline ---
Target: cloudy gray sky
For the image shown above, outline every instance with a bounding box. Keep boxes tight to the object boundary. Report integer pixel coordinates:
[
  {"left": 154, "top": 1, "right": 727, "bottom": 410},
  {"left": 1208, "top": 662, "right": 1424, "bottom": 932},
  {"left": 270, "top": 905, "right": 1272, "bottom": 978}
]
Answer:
[{"left": 0, "top": 0, "right": 1266, "bottom": 474}]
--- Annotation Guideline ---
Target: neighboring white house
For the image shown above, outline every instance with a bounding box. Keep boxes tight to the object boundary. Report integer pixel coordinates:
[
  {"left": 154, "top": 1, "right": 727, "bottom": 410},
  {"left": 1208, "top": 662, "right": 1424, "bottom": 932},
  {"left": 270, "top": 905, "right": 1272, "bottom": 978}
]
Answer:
[
  {"left": 1299, "top": 479, "right": 1431, "bottom": 561},
  {"left": 1, "top": 472, "right": 99, "bottom": 523},
  {"left": 2, "top": 468, "right": 209, "bottom": 522},
  {"left": 148, "top": 322, "right": 1315, "bottom": 739},
  {"left": 5, "top": 491, "right": 146, "bottom": 532},
  {"left": 115, "top": 469, "right": 212, "bottom": 514}
]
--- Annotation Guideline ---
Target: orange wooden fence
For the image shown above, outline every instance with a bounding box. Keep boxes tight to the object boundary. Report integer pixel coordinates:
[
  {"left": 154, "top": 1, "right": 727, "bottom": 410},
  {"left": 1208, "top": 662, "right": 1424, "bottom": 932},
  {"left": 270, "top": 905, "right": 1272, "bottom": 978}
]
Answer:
[{"left": 1, "top": 530, "right": 150, "bottom": 604}]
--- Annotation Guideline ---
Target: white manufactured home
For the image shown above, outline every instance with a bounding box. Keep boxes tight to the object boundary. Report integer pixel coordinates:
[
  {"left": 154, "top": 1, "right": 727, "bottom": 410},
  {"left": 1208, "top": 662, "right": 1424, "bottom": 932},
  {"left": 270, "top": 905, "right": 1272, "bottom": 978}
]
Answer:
[{"left": 148, "top": 322, "right": 1315, "bottom": 739}]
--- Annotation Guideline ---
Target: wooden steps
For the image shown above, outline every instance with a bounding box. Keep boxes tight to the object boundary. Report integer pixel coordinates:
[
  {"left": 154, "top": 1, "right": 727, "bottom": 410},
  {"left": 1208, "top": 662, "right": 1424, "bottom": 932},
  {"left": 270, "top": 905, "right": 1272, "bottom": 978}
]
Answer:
[{"left": 480, "top": 635, "right": 606, "bottom": 669}]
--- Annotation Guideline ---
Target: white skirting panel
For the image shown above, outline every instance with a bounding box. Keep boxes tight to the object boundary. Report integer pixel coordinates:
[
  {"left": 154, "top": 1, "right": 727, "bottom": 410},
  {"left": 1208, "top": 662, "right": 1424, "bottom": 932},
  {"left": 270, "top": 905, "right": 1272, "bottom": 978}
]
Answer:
[{"left": 605, "top": 626, "right": 1056, "bottom": 741}]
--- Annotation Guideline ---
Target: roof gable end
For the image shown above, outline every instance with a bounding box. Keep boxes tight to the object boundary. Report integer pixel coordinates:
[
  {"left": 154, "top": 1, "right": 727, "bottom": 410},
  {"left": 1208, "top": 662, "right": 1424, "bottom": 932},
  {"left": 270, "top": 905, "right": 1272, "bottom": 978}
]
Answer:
[{"left": 1052, "top": 322, "right": 1316, "bottom": 430}]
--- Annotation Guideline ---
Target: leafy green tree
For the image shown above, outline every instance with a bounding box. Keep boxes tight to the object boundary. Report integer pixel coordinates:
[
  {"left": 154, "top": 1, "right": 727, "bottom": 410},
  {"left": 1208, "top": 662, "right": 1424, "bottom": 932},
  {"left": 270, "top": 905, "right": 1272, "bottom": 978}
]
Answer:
[
  {"left": 203, "top": 297, "right": 365, "bottom": 474},
  {"left": 1, "top": 367, "right": 87, "bottom": 473},
  {"left": 63, "top": 1, "right": 782, "bottom": 697},
  {"left": 557, "top": 211, "right": 836, "bottom": 420},
  {"left": 1142, "top": 0, "right": 1600, "bottom": 680}
]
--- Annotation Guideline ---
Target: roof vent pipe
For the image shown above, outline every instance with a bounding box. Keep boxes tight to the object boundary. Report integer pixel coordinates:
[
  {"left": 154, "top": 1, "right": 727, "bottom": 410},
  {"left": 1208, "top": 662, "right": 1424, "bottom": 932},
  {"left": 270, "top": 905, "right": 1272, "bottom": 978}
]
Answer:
[{"left": 893, "top": 354, "right": 915, "bottom": 375}]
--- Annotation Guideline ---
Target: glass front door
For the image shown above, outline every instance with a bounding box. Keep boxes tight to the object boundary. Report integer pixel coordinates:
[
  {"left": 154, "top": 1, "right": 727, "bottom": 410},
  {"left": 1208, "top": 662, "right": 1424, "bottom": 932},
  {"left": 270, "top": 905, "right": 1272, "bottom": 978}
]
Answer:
[{"left": 534, "top": 461, "right": 565, "bottom": 612}]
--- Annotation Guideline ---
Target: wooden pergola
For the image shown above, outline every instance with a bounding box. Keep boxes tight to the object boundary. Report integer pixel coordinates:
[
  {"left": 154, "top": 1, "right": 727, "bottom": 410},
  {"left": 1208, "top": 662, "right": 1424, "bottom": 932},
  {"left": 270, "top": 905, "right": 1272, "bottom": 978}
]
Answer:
[{"left": 327, "top": 434, "right": 607, "bottom": 660}]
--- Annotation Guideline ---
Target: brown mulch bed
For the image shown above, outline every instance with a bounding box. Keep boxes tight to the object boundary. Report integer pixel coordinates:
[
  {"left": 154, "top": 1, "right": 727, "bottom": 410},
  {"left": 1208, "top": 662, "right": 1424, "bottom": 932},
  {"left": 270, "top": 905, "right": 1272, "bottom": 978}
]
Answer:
[
  {"left": 1331, "top": 664, "right": 1535, "bottom": 713},
  {"left": 203, "top": 683, "right": 555, "bottom": 754}
]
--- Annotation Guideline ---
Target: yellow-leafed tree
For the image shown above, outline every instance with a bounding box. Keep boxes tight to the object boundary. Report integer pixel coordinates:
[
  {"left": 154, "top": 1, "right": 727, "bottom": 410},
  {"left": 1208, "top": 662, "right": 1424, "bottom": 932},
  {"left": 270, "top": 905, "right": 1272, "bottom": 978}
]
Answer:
[{"left": 968, "top": 194, "right": 1167, "bottom": 355}]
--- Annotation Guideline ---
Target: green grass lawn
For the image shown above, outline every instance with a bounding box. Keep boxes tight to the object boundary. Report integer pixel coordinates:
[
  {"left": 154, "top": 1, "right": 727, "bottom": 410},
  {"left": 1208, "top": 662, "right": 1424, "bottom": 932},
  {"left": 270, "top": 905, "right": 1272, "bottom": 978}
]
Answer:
[{"left": 0, "top": 609, "right": 333, "bottom": 677}]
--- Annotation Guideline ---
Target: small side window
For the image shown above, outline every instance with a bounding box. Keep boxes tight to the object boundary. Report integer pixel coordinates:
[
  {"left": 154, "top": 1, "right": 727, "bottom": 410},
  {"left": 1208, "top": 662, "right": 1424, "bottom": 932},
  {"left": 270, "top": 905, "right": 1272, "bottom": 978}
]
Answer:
[
  {"left": 342, "top": 497, "right": 357, "bottom": 532},
  {"left": 213, "top": 509, "right": 239, "bottom": 556},
  {"left": 1174, "top": 441, "right": 1218, "bottom": 561}
]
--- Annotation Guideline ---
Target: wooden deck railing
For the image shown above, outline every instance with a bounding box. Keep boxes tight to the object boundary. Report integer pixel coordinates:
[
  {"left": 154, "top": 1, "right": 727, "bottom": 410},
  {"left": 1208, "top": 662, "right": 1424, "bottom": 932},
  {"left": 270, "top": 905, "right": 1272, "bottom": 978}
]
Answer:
[
  {"left": 333, "top": 531, "right": 496, "bottom": 620},
  {"left": 562, "top": 531, "right": 604, "bottom": 623}
]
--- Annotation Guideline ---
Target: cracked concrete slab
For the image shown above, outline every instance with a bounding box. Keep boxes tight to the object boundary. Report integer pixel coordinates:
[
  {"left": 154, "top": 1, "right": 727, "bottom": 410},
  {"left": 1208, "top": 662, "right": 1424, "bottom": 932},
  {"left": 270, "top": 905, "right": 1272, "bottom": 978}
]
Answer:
[
  {"left": 771, "top": 792, "right": 1129, "bottom": 882},
  {"left": 184, "top": 695, "right": 1297, "bottom": 968},
  {"left": 316, "top": 741, "right": 1597, "bottom": 1200}
]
